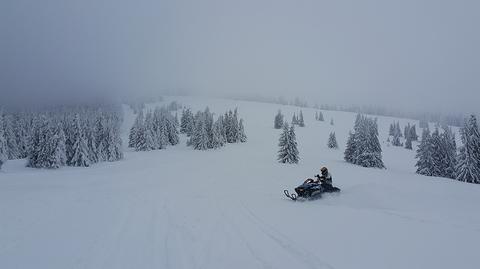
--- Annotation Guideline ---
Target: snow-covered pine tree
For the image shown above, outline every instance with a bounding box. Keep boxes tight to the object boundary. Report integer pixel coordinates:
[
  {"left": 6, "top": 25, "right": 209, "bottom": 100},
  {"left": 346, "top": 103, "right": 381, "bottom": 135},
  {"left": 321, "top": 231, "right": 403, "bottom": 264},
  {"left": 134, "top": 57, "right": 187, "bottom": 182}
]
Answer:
[
  {"left": 410, "top": 125, "right": 418, "bottom": 141},
  {"left": 211, "top": 117, "right": 226, "bottom": 148},
  {"left": 346, "top": 114, "right": 384, "bottom": 168},
  {"left": 68, "top": 114, "right": 90, "bottom": 167},
  {"left": 84, "top": 120, "right": 98, "bottom": 164},
  {"left": 396, "top": 122, "right": 402, "bottom": 137},
  {"left": 0, "top": 114, "right": 7, "bottom": 170},
  {"left": 430, "top": 128, "right": 444, "bottom": 177},
  {"left": 180, "top": 108, "right": 195, "bottom": 136},
  {"left": 129, "top": 110, "right": 144, "bottom": 148},
  {"left": 415, "top": 128, "right": 434, "bottom": 176},
  {"left": 48, "top": 122, "right": 67, "bottom": 168},
  {"left": 344, "top": 131, "right": 356, "bottom": 163},
  {"left": 405, "top": 133, "right": 413, "bottom": 149},
  {"left": 277, "top": 122, "right": 299, "bottom": 164},
  {"left": 238, "top": 119, "right": 247, "bottom": 143},
  {"left": 358, "top": 117, "right": 384, "bottom": 168},
  {"left": 441, "top": 126, "right": 457, "bottom": 179},
  {"left": 392, "top": 132, "right": 402, "bottom": 147},
  {"left": 274, "top": 110, "right": 284, "bottom": 129},
  {"left": 404, "top": 123, "right": 411, "bottom": 140},
  {"left": 327, "top": 132, "right": 338, "bottom": 149},
  {"left": 318, "top": 111, "right": 324, "bottom": 121},
  {"left": 389, "top": 123, "right": 395, "bottom": 136},
  {"left": 191, "top": 114, "right": 209, "bottom": 150},
  {"left": 455, "top": 115, "right": 480, "bottom": 183},
  {"left": 26, "top": 115, "right": 51, "bottom": 168},
  {"left": 136, "top": 110, "right": 155, "bottom": 151},
  {"left": 104, "top": 117, "right": 123, "bottom": 161},
  {"left": 231, "top": 108, "right": 240, "bottom": 143},
  {"left": 291, "top": 113, "right": 298, "bottom": 125},
  {"left": 298, "top": 111, "right": 305, "bottom": 127},
  {"left": 3, "top": 115, "right": 20, "bottom": 159},
  {"left": 94, "top": 115, "right": 107, "bottom": 162},
  {"left": 162, "top": 107, "right": 180, "bottom": 146},
  {"left": 152, "top": 107, "right": 168, "bottom": 149}
]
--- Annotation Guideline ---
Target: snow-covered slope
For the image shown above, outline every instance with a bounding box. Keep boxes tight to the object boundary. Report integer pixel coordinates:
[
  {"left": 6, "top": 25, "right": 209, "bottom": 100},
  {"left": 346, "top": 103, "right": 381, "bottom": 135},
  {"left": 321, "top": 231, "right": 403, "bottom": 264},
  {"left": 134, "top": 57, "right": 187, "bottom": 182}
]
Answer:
[{"left": 1, "top": 96, "right": 479, "bottom": 269}]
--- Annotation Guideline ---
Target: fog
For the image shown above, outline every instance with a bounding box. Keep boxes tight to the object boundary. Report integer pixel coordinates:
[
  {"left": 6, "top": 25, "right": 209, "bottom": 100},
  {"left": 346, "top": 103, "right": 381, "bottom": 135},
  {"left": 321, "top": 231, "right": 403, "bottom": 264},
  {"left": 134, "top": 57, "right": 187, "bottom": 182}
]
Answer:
[{"left": 1, "top": 0, "right": 479, "bottom": 113}]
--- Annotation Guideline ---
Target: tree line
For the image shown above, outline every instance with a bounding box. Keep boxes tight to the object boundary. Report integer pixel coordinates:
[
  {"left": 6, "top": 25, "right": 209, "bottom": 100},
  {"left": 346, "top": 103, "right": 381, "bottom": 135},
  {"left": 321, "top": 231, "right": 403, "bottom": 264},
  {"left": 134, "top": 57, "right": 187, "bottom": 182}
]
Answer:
[
  {"left": 0, "top": 104, "right": 123, "bottom": 169},
  {"left": 181, "top": 107, "right": 247, "bottom": 150}
]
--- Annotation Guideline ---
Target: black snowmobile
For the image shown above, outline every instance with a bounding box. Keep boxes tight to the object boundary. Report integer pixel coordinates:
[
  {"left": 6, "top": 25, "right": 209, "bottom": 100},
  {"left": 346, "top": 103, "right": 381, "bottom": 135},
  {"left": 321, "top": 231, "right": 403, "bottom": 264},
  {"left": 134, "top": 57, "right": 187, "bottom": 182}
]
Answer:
[{"left": 284, "top": 178, "right": 340, "bottom": 201}]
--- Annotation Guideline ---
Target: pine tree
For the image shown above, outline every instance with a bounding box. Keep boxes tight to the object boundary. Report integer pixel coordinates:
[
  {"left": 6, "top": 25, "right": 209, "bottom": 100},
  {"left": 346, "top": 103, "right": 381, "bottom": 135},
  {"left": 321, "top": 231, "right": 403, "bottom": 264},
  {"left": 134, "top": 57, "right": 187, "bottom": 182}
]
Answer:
[
  {"left": 389, "top": 123, "right": 395, "bottom": 136},
  {"left": 135, "top": 111, "right": 154, "bottom": 151},
  {"left": 27, "top": 115, "right": 51, "bottom": 168},
  {"left": 211, "top": 117, "right": 226, "bottom": 148},
  {"left": 327, "top": 132, "right": 338, "bottom": 149},
  {"left": 405, "top": 133, "right": 413, "bottom": 150},
  {"left": 318, "top": 111, "right": 324, "bottom": 121},
  {"left": 3, "top": 115, "right": 20, "bottom": 159},
  {"left": 345, "top": 114, "right": 384, "bottom": 168},
  {"left": 68, "top": 115, "right": 90, "bottom": 167},
  {"left": 415, "top": 128, "right": 434, "bottom": 176},
  {"left": 298, "top": 111, "right": 305, "bottom": 127},
  {"left": 48, "top": 123, "right": 67, "bottom": 168},
  {"left": 104, "top": 117, "right": 123, "bottom": 161},
  {"left": 410, "top": 125, "right": 418, "bottom": 141},
  {"left": 330, "top": 118, "right": 334, "bottom": 126},
  {"left": 190, "top": 114, "right": 209, "bottom": 150},
  {"left": 277, "top": 122, "right": 299, "bottom": 164},
  {"left": 344, "top": 131, "right": 356, "bottom": 163},
  {"left": 441, "top": 126, "right": 457, "bottom": 179},
  {"left": 0, "top": 115, "right": 7, "bottom": 170},
  {"left": 392, "top": 132, "right": 402, "bottom": 147},
  {"left": 129, "top": 110, "right": 144, "bottom": 148},
  {"left": 404, "top": 123, "right": 411, "bottom": 139},
  {"left": 396, "top": 122, "right": 402, "bottom": 137},
  {"left": 291, "top": 113, "right": 298, "bottom": 125},
  {"left": 238, "top": 119, "right": 247, "bottom": 142},
  {"left": 274, "top": 110, "right": 284, "bottom": 129},
  {"left": 455, "top": 115, "right": 480, "bottom": 183}
]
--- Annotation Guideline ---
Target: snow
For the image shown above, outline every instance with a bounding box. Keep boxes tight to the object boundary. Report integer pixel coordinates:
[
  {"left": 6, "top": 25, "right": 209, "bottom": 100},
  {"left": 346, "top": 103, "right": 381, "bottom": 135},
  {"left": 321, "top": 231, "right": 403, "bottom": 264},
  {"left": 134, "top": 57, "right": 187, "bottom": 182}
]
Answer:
[{"left": 1, "top": 96, "right": 479, "bottom": 269}]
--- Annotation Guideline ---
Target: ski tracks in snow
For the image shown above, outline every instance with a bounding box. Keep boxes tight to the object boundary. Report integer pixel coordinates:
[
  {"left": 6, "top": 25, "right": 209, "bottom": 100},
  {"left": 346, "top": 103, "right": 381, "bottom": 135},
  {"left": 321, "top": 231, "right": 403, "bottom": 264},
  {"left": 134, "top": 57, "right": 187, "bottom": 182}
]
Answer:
[{"left": 216, "top": 200, "right": 336, "bottom": 269}]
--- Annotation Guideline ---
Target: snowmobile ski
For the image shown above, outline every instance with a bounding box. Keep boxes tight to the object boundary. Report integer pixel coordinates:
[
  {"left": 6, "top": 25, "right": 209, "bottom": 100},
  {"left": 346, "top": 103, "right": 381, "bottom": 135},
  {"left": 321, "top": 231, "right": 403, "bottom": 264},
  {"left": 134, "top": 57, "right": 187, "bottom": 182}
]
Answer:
[{"left": 284, "top": 190, "right": 297, "bottom": 201}]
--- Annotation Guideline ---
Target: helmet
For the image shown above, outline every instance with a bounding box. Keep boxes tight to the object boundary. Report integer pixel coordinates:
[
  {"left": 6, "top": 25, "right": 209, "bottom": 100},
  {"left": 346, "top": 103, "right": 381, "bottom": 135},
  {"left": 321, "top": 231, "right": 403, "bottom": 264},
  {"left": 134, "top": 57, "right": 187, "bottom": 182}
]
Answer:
[{"left": 321, "top": 167, "right": 328, "bottom": 174}]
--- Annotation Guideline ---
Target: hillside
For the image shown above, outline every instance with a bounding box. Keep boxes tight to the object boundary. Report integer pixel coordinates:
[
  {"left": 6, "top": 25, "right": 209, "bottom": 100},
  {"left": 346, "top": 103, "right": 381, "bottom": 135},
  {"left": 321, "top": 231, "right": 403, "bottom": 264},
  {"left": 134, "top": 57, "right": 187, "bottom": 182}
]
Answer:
[{"left": 0, "top": 96, "right": 479, "bottom": 269}]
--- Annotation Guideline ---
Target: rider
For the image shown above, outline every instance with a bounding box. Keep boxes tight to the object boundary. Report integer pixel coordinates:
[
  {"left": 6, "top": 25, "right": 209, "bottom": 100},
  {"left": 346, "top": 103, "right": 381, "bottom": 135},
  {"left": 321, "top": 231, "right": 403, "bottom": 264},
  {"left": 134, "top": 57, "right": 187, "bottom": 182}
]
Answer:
[{"left": 315, "top": 167, "right": 333, "bottom": 190}]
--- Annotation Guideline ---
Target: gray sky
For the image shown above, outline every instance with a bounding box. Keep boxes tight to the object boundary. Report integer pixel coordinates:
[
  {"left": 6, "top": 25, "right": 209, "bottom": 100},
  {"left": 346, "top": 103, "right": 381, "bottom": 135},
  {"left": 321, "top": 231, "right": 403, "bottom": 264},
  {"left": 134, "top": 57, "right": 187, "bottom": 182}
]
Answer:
[{"left": 1, "top": 0, "right": 479, "bottom": 113}]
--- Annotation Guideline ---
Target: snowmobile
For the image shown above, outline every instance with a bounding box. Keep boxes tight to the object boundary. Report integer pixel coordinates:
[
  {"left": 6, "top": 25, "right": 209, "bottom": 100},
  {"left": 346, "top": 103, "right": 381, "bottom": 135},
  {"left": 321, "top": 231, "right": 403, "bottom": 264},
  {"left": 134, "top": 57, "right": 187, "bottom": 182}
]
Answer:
[{"left": 284, "top": 178, "right": 340, "bottom": 201}]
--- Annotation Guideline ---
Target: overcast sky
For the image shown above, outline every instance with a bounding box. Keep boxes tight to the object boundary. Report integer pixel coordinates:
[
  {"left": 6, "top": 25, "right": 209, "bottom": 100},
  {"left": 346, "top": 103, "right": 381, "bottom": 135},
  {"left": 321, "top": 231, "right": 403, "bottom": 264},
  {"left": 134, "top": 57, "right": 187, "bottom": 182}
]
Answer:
[{"left": 1, "top": 0, "right": 479, "bottom": 113}]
